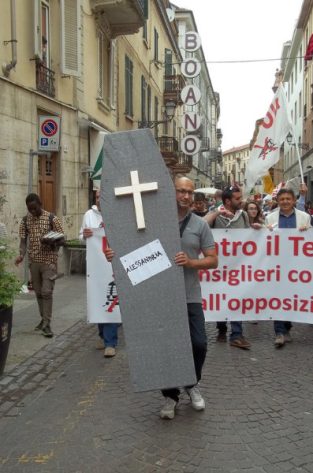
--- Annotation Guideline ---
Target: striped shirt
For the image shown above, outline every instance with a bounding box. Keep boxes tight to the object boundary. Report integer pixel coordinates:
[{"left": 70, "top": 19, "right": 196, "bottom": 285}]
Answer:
[{"left": 19, "top": 210, "right": 64, "bottom": 265}]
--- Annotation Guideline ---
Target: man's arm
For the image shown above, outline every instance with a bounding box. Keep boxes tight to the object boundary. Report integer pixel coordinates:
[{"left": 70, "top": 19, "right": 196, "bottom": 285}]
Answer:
[
  {"left": 174, "top": 247, "right": 218, "bottom": 270},
  {"left": 15, "top": 219, "right": 27, "bottom": 265}
]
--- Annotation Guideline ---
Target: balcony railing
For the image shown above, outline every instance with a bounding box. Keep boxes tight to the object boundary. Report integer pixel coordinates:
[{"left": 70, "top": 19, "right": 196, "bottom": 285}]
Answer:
[
  {"left": 36, "top": 61, "right": 55, "bottom": 98},
  {"left": 156, "top": 136, "right": 179, "bottom": 167},
  {"left": 164, "top": 75, "right": 185, "bottom": 104},
  {"left": 172, "top": 154, "right": 193, "bottom": 174}
]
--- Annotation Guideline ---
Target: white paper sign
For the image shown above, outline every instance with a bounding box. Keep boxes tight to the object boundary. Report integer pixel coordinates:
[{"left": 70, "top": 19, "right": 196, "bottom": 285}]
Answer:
[{"left": 120, "top": 239, "right": 172, "bottom": 285}]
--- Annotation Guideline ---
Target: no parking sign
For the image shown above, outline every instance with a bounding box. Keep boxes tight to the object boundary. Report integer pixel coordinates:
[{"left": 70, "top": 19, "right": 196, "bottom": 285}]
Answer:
[{"left": 38, "top": 116, "right": 61, "bottom": 151}]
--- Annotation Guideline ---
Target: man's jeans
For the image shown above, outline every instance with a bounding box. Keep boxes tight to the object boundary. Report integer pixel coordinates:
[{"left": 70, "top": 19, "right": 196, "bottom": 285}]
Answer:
[
  {"left": 217, "top": 321, "right": 243, "bottom": 341},
  {"left": 274, "top": 321, "right": 292, "bottom": 335},
  {"left": 98, "top": 323, "right": 119, "bottom": 347},
  {"left": 162, "top": 303, "right": 207, "bottom": 402}
]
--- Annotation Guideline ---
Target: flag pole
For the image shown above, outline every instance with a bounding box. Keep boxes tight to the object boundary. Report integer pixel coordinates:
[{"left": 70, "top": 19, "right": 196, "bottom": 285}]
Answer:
[{"left": 290, "top": 127, "right": 305, "bottom": 184}]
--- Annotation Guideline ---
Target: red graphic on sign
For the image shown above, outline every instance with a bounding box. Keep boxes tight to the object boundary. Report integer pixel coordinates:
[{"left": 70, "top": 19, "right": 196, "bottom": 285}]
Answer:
[
  {"left": 41, "top": 119, "right": 58, "bottom": 137},
  {"left": 254, "top": 137, "right": 278, "bottom": 160}
]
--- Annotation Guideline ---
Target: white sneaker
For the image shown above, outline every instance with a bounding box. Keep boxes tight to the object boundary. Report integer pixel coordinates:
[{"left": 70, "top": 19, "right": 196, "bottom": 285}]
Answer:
[
  {"left": 186, "top": 386, "right": 205, "bottom": 411},
  {"left": 160, "top": 397, "right": 177, "bottom": 419}
]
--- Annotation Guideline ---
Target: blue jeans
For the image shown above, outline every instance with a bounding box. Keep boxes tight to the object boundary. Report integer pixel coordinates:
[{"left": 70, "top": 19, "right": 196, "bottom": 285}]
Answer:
[
  {"left": 274, "top": 321, "right": 292, "bottom": 335},
  {"left": 216, "top": 321, "right": 243, "bottom": 341},
  {"left": 98, "top": 323, "right": 118, "bottom": 347},
  {"left": 162, "top": 303, "right": 207, "bottom": 401}
]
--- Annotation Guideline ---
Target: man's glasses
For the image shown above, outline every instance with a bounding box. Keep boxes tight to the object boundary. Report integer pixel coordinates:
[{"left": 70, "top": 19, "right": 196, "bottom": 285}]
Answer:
[{"left": 175, "top": 189, "right": 194, "bottom": 196}]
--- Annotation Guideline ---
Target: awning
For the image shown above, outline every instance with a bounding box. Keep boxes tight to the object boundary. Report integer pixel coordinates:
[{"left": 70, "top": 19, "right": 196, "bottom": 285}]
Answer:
[{"left": 90, "top": 130, "right": 108, "bottom": 180}]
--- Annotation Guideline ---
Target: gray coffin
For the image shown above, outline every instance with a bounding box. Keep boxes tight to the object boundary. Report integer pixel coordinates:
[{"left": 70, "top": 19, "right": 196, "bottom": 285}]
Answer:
[{"left": 100, "top": 129, "right": 196, "bottom": 392}]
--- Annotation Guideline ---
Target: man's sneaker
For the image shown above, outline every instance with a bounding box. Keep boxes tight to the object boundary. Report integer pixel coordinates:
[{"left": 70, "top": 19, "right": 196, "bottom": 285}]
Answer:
[
  {"left": 216, "top": 331, "right": 227, "bottom": 342},
  {"left": 34, "top": 320, "right": 44, "bottom": 331},
  {"left": 160, "top": 397, "right": 177, "bottom": 419},
  {"left": 274, "top": 334, "right": 285, "bottom": 347},
  {"left": 284, "top": 332, "right": 292, "bottom": 343},
  {"left": 42, "top": 325, "right": 53, "bottom": 338},
  {"left": 186, "top": 386, "right": 205, "bottom": 411},
  {"left": 104, "top": 347, "right": 116, "bottom": 358},
  {"left": 230, "top": 336, "right": 251, "bottom": 349}
]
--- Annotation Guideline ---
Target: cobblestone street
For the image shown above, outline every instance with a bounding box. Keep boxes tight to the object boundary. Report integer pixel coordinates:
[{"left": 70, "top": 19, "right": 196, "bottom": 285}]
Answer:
[{"left": 1, "top": 283, "right": 313, "bottom": 473}]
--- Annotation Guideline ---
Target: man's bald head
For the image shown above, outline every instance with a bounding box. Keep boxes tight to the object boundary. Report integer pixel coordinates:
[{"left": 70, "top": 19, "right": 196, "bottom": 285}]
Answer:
[{"left": 174, "top": 176, "right": 194, "bottom": 190}]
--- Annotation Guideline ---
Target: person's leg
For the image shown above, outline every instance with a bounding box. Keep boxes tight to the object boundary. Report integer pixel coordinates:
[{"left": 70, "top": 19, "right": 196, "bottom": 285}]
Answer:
[
  {"left": 216, "top": 321, "right": 227, "bottom": 333},
  {"left": 40, "top": 263, "right": 56, "bottom": 336},
  {"left": 30, "top": 263, "right": 44, "bottom": 329},
  {"left": 102, "top": 323, "right": 118, "bottom": 347},
  {"left": 96, "top": 323, "right": 105, "bottom": 349},
  {"left": 186, "top": 303, "right": 207, "bottom": 384},
  {"left": 103, "top": 323, "right": 119, "bottom": 357},
  {"left": 274, "top": 320, "right": 287, "bottom": 335},
  {"left": 229, "top": 321, "right": 243, "bottom": 341},
  {"left": 229, "top": 321, "right": 251, "bottom": 349},
  {"left": 184, "top": 303, "right": 207, "bottom": 410}
]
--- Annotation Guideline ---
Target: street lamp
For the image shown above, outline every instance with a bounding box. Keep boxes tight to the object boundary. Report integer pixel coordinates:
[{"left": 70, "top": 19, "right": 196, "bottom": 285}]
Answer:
[
  {"left": 138, "top": 101, "right": 176, "bottom": 129},
  {"left": 286, "top": 132, "right": 309, "bottom": 151}
]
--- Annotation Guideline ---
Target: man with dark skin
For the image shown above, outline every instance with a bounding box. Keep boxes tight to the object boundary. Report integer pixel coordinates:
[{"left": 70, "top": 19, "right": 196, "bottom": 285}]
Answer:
[
  {"left": 105, "top": 176, "right": 218, "bottom": 419},
  {"left": 15, "top": 194, "right": 64, "bottom": 337}
]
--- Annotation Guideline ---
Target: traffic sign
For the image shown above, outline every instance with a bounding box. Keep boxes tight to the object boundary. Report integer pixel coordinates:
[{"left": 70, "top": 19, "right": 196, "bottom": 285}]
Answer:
[{"left": 38, "top": 116, "right": 61, "bottom": 151}]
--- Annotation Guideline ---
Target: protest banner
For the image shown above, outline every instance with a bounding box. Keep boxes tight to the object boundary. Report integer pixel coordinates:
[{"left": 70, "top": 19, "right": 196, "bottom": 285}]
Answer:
[
  {"left": 88, "top": 228, "right": 313, "bottom": 324},
  {"left": 86, "top": 228, "right": 121, "bottom": 323}
]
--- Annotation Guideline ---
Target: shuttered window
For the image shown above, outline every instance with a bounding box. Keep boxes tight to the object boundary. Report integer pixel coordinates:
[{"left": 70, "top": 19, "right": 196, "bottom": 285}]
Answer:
[
  {"left": 125, "top": 55, "right": 133, "bottom": 117},
  {"left": 60, "top": 0, "right": 81, "bottom": 76},
  {"left": 33, "top": 0, "right": 50, "bottom": 64},
  {"left": 154, "top": 28, "right": 159, "bottom": 61},
  {"left": 97, "top": 32, "right": 111, "bottom": 105},
  {"left": 141, "top": 76, "right": 147, "bottom": 121}
]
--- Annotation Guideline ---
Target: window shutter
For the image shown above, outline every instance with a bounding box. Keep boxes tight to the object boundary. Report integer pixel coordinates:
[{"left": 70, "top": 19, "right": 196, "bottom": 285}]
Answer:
[
  {"left": 33, "top": 0, "right": 42, "bottom": 59},
  {"left": 110, "top": 40, "right": 116, "bottom": 107},
  {"left": 97, "top": 32, "right": 104, "bottom": 98},
  {"left": 60, "top": 0, "right": 81, "bottom": 76}
]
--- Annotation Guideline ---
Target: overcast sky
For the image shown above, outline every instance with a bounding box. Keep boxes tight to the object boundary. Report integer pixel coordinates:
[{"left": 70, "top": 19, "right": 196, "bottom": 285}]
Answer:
[{"left": 173, "top": 0, "right": 304, "bottom": 151}]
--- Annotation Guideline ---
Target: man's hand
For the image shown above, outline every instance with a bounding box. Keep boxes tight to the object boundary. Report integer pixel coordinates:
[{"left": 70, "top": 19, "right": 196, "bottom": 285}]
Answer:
[
  {"left": 83, "top": 228, "right": 93, "bottom": 239},
  {"left": 15, "top": 255, "right": 23, "bottom": 266},
  {"left": 299, "top": 183, "right": 308, "bottom": 195},
  {"left": 299, "top": 225, "right": 310, "bottom": 232},
  {"left": 104, "top": 248, "right": 115, "bottom": 262},
  {"left": 174, "top": 251, "right": 191, "bottom": 267}
]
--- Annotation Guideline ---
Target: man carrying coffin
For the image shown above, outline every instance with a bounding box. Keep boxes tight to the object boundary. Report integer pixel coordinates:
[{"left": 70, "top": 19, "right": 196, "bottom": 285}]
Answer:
[{"left": 105, "top": 176, "right": 218, "bottom": 420}]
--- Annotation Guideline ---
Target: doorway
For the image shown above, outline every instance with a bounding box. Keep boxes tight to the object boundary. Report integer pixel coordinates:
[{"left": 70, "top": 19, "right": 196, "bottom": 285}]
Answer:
[{"left": 38, "top": 153, "right": 56, "bottom": 213}]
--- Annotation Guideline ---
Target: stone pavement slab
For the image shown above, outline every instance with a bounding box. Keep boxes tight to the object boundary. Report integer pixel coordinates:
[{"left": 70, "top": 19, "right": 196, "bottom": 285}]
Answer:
[{"left": 1, "top": 319, "right": 313, "bottom": 472}]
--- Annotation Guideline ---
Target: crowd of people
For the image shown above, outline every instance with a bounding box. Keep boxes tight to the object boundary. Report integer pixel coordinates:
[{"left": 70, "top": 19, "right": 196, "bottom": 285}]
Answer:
[{"left": 13, "top": 179, "right": 312, "bottom": 421}]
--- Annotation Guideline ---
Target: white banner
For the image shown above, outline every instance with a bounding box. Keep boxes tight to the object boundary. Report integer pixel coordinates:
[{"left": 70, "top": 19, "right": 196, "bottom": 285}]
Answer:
[
  {"left": 87, "top": 228, "right": 313, "bottom": 324},
  {"left": 202, "top": 228, "right": 313, "bottom": 323},
  {"left": 87, "top": 229, "right": 121, "bottom": 323}
]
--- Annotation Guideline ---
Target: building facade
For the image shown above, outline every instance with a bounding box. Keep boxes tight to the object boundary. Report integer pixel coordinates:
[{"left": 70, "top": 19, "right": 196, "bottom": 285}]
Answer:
[{"left": 0, "top": 0, "right": 221, "bottom": 275}]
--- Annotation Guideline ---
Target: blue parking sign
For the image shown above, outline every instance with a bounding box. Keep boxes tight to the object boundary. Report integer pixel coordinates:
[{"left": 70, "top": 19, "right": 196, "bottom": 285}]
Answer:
[{"left": 41, "top": 137, "right": 48, "bottom": 146}]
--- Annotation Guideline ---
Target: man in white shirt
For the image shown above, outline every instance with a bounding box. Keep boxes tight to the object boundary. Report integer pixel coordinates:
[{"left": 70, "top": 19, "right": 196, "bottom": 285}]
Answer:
[{"left": 79, "top": 190, "right": 119, "bottom": 358}]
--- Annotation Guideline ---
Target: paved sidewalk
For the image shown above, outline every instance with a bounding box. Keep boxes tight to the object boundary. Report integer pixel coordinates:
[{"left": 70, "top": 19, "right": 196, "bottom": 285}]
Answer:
[
  {"left": 5, "top": 274, "right": 87, "bottom": 372},
  {"left": 1, "top": 280, "right": 313, "bottom": 472}
]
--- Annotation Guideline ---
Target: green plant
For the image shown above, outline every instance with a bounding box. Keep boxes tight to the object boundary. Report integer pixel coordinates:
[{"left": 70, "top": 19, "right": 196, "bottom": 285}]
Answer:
[{"left": 0, "top": 239, "right": 22, "bottom": 309}]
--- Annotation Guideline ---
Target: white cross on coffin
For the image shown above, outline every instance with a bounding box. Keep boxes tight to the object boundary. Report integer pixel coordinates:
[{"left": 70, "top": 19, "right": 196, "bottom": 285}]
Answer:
[{"left": 114, "top": 170, "right": 158, "bottom": 230}]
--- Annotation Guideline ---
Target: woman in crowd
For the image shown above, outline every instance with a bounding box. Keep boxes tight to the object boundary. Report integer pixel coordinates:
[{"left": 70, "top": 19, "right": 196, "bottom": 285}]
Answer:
[{"left": 244, "top": 201, "right": 265, "bottom": 229}]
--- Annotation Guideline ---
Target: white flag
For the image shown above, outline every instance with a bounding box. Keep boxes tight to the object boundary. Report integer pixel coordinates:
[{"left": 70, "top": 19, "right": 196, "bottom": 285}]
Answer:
[{"left": 244, "top": 84, "right": 292, "bottom": 193}]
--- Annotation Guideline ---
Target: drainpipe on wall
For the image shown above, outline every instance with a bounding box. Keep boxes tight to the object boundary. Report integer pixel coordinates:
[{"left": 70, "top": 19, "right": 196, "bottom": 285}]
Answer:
[{"left": 2, "top": 0, "right": 17, "bottom": 77}]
